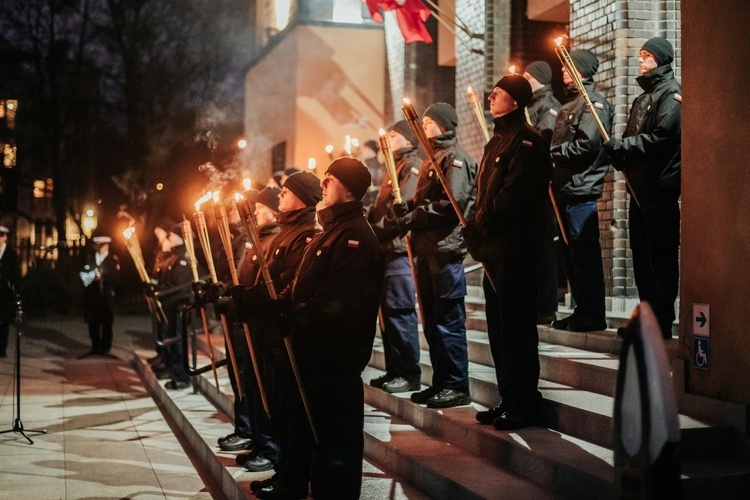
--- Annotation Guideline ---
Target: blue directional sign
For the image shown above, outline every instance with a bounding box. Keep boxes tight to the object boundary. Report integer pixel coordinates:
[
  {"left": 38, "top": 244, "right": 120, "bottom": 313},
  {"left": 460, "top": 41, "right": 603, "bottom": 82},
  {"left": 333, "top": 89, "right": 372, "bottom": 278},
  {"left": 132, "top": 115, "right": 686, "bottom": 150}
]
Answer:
[{"left": 693, "top": 336, "right": 710, "bottom": 370}]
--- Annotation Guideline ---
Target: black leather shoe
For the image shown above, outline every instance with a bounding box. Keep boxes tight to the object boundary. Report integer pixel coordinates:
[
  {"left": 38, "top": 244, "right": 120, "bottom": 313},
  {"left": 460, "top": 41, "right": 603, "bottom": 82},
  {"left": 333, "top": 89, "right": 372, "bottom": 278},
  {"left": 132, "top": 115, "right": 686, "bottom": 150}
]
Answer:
[
  {"left": 536, "top": 312, "right": 557, "bottom": 325},
  {"left": 475, "top": 402, "right": 509, "bottom": 424},
  {"left": 218, "top": 432, "right": 236, "bottom": 446},
  {"left": 492, "top": 409, "right": 539, "bottom": 430},
  {"left": 370, "top": 373, "right": 395, "bottom": 388},
  {"left": 383, "top": 377, "right": 420, "bottom": 394},
  {"left": 551, "top": 315, "right": 573, "bottom": 330},
  {"left": 567, "top": 315, "right": 607, "bottom": 332},
  {"left": 250, "top": 474, "right": 277, "bottom": 492},
  {"left": 164, "top": 380, "right": 189, "bottom": 390},
  {"left": 426, "top": 388, "right": 472, "bottom": 408},
  {"left": 235, "top": 449, "right": 260, "bottom": 465},
  {"left": 255, "top": 482, "right": 307, "bottom": 499},
  {"left": 410, "top": 386, "right": 441, "bottom": 404},
  {"left": 220, "top": 434, "right": 254, "bottom": 452},
  {"left": 244, "top": 455, "right": 275, "bottom": 472}
]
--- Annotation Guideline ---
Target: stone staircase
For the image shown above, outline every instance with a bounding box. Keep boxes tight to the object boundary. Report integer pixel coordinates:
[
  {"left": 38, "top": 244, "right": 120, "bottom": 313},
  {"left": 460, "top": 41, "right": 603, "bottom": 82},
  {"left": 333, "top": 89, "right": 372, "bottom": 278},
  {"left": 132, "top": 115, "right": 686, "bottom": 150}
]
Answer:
[{"left": 132, "top": 283, "right": 750, "bottom": 499}]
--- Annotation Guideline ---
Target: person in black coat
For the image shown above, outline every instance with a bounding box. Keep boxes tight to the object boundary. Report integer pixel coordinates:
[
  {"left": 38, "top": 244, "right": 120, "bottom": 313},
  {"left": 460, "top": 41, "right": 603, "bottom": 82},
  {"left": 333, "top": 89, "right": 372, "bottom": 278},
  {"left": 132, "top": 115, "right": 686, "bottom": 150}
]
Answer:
[
  {"left": 462, "top": 75, "right": 552, "bottom": 430},
  {"left": 263, "top": 158, "right": 384, "bottom": 500},
  {"left": 367, "top": 120, "right": 422, "bottom": 394},
  {"left": 603, "top": 37, "right": 682, "bottom": 339},
  {"left": 0, "top": 225, "right": 20, "bottom": 358},
  {"left": 78, "top": 236, "right": 120, "bottom": 357},
  {"left": 549, "top": 49, "right": 614, "bottom": 332}
]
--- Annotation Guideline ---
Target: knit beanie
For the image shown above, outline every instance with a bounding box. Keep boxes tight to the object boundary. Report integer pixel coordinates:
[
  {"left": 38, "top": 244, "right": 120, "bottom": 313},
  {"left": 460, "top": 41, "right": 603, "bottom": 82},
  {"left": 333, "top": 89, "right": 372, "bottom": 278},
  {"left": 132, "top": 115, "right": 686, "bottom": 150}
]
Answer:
[
  {"left": 569, "top": 49, "right": 599, "bottom": 79},
  {"left": 389, "top": 120, "right": 418, "bottom": 146},
  {"left": 641, "top": 37, "right": 674, "bottom": 66},
  {"left": 424, "top": 102, "right": 458, "bottom": 133},
  {"left": 283, "top": 171, "right": 323, "bottom": 208},
  {"left": 255, "top": 187, "right": 281, "bottom": 212},
  {"left": 364, "top": 139, "right": 380, "bottom": 154},
  {"left": 325, "top": 157, "right": 371, "bottom": 201},
  {"left": 524, "top": 61, "right": 552, "bottom": 85},
  {"left": 494, "top": 74, "right": 533, "bottom": 108}
]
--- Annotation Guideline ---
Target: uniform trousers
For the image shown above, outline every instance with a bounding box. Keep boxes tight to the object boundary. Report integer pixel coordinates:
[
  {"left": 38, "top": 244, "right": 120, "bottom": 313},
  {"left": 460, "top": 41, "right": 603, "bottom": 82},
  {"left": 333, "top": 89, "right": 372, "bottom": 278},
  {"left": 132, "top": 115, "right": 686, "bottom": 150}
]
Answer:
[
  {"left": 415, "top": 257, "right": 468, "bottom": 390},
  {"left": 629, "top": 199, "right": 680, "bottom": 338}
]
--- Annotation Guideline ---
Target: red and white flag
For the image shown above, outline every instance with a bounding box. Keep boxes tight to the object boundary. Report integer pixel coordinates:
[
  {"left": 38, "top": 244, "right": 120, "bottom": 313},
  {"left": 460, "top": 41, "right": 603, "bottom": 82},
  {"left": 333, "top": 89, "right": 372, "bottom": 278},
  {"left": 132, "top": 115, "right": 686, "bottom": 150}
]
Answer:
[{"left": 365, "top": 0, "right": 433, "bottom": 44}]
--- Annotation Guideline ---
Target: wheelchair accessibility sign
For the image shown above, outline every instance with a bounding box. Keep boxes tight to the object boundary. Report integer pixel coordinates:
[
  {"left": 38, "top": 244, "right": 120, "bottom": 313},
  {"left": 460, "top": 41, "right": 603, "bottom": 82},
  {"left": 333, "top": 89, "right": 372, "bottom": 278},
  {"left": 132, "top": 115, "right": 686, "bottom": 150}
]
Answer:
[{"left": 693, "top": 336, "right": 710, "bottom": 370}]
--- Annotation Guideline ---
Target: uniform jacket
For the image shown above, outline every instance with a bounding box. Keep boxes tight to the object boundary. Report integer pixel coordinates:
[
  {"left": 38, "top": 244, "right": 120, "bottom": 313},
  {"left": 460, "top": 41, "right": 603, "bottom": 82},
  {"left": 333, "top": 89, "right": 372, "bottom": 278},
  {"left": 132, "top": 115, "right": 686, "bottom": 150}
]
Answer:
[
  {"left": 157, "top": 245, "right": 193, "bottom": 311},
  {"left": 249, "top": 207, "right": 319, "bottom": 352},
  {"left": 400, "top": 132, "right": 477, "bottom": 262},
  {"left": 527, "top": 85, "right": 561, "bottom": 146},
  {"left": 286, "top": 201, "right": 384, "bottom": 375},
  {"left": 237, "top": 222, "right": 279, "bottom": 286},
  {"left": 604, "top": 64, "right": 682, "bottom": 207},
  {"left": 80, "top": 252, "right": 120, "bottom": 324},
  {"left": 550, "top": 81, "right": 614, "bottom": 204},
  {"left": 469, "top": 109, "right": 552, "bottom": 265},
  {"left": 367, "top": 145, "right": 420, "bottom": 255}
]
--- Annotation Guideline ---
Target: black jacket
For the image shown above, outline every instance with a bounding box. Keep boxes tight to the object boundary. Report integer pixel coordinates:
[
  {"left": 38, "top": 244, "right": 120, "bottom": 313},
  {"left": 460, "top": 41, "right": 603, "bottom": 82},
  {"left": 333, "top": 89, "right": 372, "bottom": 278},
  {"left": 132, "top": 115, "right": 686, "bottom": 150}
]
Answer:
[
  {"left": 80, "top": 252, "right": 120, "bottom": 323},
  {"left": 550, "top": 81, "right": 614, "bottom": 204},
  {"left": 157, "top": 245, "right": 193, "bottom": 311},
  {"left": 0, "top": 247, "right": 20, "bottom": 321},
  {"left": 604, "top": 64, "right": 682, "bottom": 206},
  {"left": 237, "top": 222, "right": 279, "bottom": 286},
  {"left": 400, "top": 132, "right": 477, "bottom": 262},
  {"left": 286, "top": 201, "right": 384, "bottom": 375},
  {"left": 468, "top": 109, "right": 552, "bottom": 265},
  {"left": 367, "top": 145, "right": 420, "bottom": 255},
  {"left": 527, "top": 85, "right": 561, "bottom": 146}
]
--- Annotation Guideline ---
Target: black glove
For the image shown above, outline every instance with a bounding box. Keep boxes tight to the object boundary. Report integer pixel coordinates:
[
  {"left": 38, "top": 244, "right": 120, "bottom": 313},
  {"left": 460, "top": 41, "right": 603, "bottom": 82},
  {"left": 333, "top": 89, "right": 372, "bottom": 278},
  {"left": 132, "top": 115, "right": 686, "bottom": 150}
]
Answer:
[
  {"left": 601, "top": 138, "right": 624, "bottom": 171},
  {"left": 461, "top": 222, "right": 487, "bottom": 262},
  {"left": 391, "top": 201, "right": 409, "bottom": 218},
  {"left": 143, "top": 281, "right": 157, "bottom": 298},
  {"left": 214, "top": 295, "right": 235, "bottom": 316},
  {"left": 395, "top": 217, "right": 409, "bottom": 237},
  {"left": 192, "top": 280, "right": 210, "bottom": 306},
  {"left": 208, "top": 281, "right": 229, "bottom": 303}
]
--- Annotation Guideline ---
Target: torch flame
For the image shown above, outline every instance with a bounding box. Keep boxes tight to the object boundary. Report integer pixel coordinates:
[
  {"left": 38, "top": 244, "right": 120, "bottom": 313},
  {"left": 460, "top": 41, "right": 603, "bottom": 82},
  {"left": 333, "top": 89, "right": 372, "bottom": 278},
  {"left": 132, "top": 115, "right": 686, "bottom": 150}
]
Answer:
[
  {"left": 234, "top": 192, "right": 244, "bottom": 201},
  {"left": 351, "top": 138, "right": 359, "bottom": 148},
  {"left": 345, "top": 135, "right": 352, "bottom": 155},
  {"left": 307, "top": 157, "right": 316, "bottom": 170},
  {"left": 212, "top": 192, "right": 220, "bottom": 203},
  {"left": 243, "top": 178, "right": 251, "bottom": 191},
  {"left": 402, "top": 97, "right": 411, "bottom": 105},
  {"left": 509, "top": 65, "right": 516, "bottom": 74},
  {"left": 123, "top": 226, "right": 135, "bottom": 239},
  {"left": 325, "top": 144, "right": 333, "bottom": 154},
  {"left": 554, "top": 36, "right": 564, "bottom": 46},
  {"left": 378, "top": 128, "right": 386, "bottom": 136},
  {"left": 467, "top": 85, "right": 473, "bottom": 94},
  {"left": 195, "top": 192, "right": 213, "bottom": 212}
]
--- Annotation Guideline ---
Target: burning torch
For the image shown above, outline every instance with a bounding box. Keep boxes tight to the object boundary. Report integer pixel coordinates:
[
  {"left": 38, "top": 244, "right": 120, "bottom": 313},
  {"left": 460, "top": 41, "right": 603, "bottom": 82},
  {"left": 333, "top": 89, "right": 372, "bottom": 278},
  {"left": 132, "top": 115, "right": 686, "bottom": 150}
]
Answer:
[
  {"left": 213, "top": 193, "right": 270, "bottom": 417},
  {"left": 123, "top": 226, "right": 167, "bottom": 324},
  {"left": 194, "top": 193, "right": 245, "bottom": 401},
  {"left": 554, "top": 36, "right": 640, "bottom": 207}
]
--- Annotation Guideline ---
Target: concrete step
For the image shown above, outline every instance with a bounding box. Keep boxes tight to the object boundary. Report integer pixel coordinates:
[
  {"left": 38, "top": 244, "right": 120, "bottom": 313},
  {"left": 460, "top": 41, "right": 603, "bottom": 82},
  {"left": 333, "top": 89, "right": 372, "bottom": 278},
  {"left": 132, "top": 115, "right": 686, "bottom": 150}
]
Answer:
[
  {"left": 369, "top": 343, "right": 737, "bottom": 459},
  {"left": 132, "top": 347, "right": 425, "bottom": 500}
]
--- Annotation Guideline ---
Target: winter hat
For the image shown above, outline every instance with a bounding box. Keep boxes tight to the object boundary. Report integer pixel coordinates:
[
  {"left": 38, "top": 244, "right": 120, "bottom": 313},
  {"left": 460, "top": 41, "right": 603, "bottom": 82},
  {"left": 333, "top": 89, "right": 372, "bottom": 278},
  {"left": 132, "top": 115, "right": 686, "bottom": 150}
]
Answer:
[
  {"left": 364, "top": 139, "right": 380, "bottom": 154},
  {"left": 242, "top": 188, "right": 260, "bottom": 204},
  {"left": 283, "top": 171, "right": 323, "bottom": 207},
  {"left": 325, "top": 157, "right": 371, "bottom": 201},
  {"left": 569, "top": 49, "right": 600, "bottom": 79},
  {"left": 0, "top": 225, "right": 9, "bottom": 235},
  {"left": 255, "top": 186, "right": 281, "bottom": 212},
  {"left": 641, "top": 37, "right": 674, "bottom": 66},
  {"left": 424, "top": 102, "right": 458, "bottom": 133},
  {"left": 524, "top": 61, "right": 552, "bottom": 85},
  {"left": 389, "top": 120, "right": 418, "bottom": 146},
  {"left": 494, "top": 74, "right": 533, "bottom": 108}
]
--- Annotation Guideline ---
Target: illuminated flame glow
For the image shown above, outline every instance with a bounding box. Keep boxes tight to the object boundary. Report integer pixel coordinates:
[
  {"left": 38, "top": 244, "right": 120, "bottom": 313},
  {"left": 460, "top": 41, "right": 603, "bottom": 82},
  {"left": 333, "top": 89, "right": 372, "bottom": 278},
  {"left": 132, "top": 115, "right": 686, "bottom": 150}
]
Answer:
[
  {"left": 378, "top": 128, "right": 386, "bottom": 136},
  {"left": 212, "top": 192, "right": 220, "bottom": 203},
  {"left": 234, "top": 192, "right": 244, "bottom": 201},
  {"left": 307, "top": 157, "right": 316, "bottom": 170},
  {"left": 195, "top": 192, "right": 213, "bottom": 212},
  {"left": 345, "top": 135, "right": 352, "bottom": 155},
  {"left": 123, "top": 227, "right": 135, "bottom": 239},
  {"left": 555, "top": 36, "right": 564, "bottom": 46},
  {"left": 509, "top": 65, "right": 516, "bottom": 74},
  {"left": 402, "top": 97, "right": 411, "bottom": 105},
  {"left": 325, "top": 144, "right": 334, "bottom": 154},
  {"left": 243, "top": 178, "right": 251, "bottom": 190}
]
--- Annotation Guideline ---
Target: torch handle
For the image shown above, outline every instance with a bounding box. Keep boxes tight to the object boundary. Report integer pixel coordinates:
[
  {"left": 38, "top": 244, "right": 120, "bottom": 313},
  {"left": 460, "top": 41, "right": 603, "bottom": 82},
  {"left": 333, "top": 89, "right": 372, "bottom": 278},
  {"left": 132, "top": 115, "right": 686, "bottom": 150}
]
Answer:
[
  {"left": 468, "top": 90, "right": 491, "bottom": 143},
  {"left": 379, "top": 133, "right": 402, "bottom": 204},
  {"left": 555, "top": 45, "right": 641, "bottom": 208},
  {"left": 193, "top": 213, "right": 218, "bottom": 283}
]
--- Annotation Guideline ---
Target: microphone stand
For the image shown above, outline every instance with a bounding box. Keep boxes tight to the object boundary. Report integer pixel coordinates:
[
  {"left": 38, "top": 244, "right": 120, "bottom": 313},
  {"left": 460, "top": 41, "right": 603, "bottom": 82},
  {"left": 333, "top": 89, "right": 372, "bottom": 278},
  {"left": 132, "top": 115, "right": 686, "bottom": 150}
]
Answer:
[{"left": 0, "top": 297, "right": 47, "bottom": 444}]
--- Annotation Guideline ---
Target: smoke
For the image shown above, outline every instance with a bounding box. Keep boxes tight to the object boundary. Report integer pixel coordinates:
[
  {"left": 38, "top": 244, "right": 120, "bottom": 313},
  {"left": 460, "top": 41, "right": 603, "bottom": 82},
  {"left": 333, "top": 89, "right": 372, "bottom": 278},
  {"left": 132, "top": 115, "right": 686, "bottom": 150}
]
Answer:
[{"left": 197, "top": 161, "right": 239, "bottom": 191}]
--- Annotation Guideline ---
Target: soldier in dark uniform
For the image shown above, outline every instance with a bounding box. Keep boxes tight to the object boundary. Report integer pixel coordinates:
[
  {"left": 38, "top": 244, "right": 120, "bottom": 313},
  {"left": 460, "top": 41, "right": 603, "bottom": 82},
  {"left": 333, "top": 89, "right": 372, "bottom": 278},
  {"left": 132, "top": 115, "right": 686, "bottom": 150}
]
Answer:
[
  {"left": 155, "top": 224, "right": 193, "bottom": 389},
  {"left": 550, "top": 49, "right": 614, "bottom": 332},
  {"left": 392, "top": 103, "right": 477, "bottom": 409},
  {"left": 78, "top": 235, "right": 120, "bottom": 357},
  {"left": 524, "top": 61, "right": 562, "bottom": 325},
  {"left": 463, "top": 74, "right": 552, "bottom": 430},
  {"left": 0, "top": 225, "right": 20, "bottom": 358},
  {"left": 215, "top": 188, "right": 281, "bottom": 466},
  {"left": 234, "top": 171, "right": 323, "bottom": 498},
  {"left": 367, "top": 120, "right": 422, "bottom": 393},
  {"left": 252, "top": 158, "right": 384, "bottom": 499},
  {"left": 603, "top": 37, "right": 681, "bottom": 339}
]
